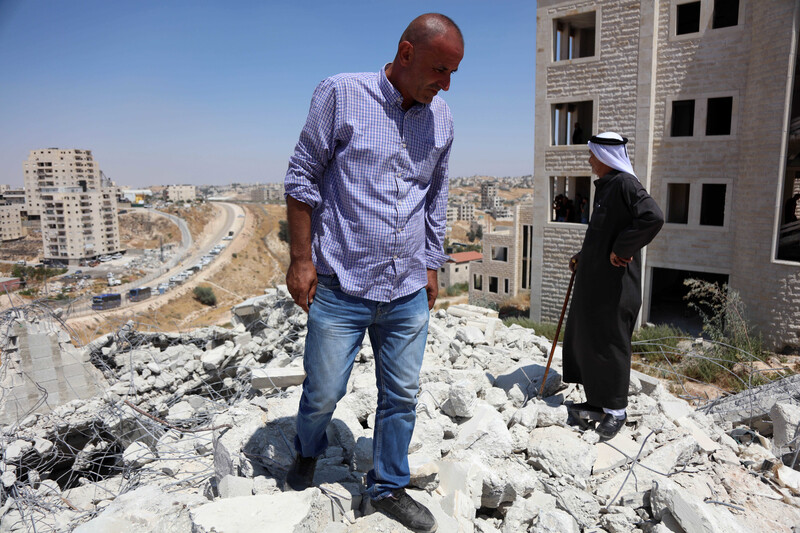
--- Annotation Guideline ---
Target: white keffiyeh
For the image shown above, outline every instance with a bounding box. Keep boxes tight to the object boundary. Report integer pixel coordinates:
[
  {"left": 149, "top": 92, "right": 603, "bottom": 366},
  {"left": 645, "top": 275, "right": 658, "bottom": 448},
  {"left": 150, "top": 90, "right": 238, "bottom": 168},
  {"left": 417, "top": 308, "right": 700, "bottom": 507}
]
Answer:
[{"left": 588, "top": 132, "right": 637, "bottom": 180}]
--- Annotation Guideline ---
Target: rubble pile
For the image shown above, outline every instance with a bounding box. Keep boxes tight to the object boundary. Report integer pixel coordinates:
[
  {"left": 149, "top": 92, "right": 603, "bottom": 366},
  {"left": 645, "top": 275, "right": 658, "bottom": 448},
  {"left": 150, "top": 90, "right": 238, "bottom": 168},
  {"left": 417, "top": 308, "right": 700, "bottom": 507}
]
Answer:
[{"left": 2, "top": 287, "right": 800, "bottom": 532}]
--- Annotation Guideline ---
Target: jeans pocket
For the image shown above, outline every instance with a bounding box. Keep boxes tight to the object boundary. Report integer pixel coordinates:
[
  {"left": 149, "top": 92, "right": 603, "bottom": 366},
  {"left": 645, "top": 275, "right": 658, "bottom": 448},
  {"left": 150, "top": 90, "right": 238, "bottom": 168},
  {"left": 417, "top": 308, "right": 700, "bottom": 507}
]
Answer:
[{"left": 316, "top": 274, "right": 340, "bottom": 291}]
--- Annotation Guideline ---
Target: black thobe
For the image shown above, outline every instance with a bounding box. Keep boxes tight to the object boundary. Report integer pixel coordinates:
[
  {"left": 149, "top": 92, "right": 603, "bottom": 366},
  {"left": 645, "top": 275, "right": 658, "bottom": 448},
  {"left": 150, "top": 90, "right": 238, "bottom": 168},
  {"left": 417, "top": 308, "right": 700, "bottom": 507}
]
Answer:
[{"left": 562, "top": 170, "right": 664, "bottom": 409}]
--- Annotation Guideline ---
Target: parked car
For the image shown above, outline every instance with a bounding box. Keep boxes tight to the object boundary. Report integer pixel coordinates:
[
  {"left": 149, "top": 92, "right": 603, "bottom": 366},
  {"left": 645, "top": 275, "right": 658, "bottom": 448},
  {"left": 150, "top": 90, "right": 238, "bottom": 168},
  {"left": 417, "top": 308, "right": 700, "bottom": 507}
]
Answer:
[{"left": 99, "top": 255, "right": 112, "bottom": 262}]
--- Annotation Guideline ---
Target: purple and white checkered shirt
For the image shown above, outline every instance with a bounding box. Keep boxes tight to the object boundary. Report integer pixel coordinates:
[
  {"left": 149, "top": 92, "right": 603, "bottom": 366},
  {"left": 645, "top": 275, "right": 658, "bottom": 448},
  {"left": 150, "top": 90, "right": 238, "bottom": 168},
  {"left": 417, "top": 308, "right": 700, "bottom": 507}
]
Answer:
[{"left": 284, "top": 67, "right": 452, "bottom": 302}]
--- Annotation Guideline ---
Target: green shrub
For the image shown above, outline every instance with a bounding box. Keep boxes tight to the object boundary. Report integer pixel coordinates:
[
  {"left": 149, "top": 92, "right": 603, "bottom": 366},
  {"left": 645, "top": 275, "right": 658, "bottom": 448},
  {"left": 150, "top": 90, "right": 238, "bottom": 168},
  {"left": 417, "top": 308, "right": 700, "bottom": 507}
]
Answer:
[
  {"left": 681, "top": 278, "right": 768, "bottom": 390},
  {"left": 445, "top": 282, "right": 468, "bottom": 297},
  {"left": 193, "top": 286, "right": 217, "bottom": 306},
  {"left": 502, "top": 318, "right": 563, "bottom": 342},
  {"left": 631, "top": 324, "right": 690, "bottom": 364},
  {"left": 278, "top": 220, "right": 290, "bottom": 243}
]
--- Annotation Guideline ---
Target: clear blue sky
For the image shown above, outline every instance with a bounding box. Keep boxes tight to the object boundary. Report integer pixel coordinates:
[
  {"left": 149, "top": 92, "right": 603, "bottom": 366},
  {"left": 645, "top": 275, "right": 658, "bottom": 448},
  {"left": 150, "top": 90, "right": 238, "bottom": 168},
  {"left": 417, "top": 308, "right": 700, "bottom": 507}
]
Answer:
[{"left": 0, "top": 0, "right": 537, "bottom": 188}]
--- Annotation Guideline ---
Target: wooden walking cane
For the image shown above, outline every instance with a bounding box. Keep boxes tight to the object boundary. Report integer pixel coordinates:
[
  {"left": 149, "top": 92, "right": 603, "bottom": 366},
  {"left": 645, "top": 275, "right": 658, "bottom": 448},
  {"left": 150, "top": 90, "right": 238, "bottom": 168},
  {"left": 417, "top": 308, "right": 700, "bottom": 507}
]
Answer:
[{"left": 538, "top": 268, "right": 576, "bottom": 398}]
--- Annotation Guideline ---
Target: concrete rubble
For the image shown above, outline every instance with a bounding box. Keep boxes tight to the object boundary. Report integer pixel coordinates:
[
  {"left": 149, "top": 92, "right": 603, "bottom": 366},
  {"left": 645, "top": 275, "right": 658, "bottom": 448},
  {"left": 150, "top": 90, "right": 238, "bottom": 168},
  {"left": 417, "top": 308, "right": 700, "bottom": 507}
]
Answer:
[{"left": 2, "top": 286, "right": 800, "bottom": 532}]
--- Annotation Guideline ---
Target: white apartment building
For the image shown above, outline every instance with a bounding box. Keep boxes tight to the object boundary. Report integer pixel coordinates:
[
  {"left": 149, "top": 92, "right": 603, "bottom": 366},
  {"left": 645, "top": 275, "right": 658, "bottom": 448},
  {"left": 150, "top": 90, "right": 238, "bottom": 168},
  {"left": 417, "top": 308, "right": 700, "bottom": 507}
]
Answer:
[
  {"left": 165, "top": 185, "right": 196, "bottom": 202},
  {"left": 0, "top": 204, "right": 24, "bottom": 241},
  {"left": 24, "top": 149, "right": 101, "bottom": 217},
  {"left": 470, "top": 204, "right": 534, "bottom": 307},
  {"left": 23, "top": 149, "right": 120, "bottom": 264},
  {"left": 458, "top": 203, "right": 475, "bottom": 222},
  {"left": 532, "top": 0, "right": 800, "bottom": 348}
]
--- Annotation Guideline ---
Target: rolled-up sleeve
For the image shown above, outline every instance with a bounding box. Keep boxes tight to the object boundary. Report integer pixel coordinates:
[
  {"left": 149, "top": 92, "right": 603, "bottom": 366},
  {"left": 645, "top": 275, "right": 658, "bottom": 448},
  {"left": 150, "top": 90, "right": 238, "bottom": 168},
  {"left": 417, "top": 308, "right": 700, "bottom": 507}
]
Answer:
[
  {"left": 284, "top": 79, "right": 339, "bottom": 208},
  {"left": 424, "top": 130, "right": 453, "bottom": 270}
]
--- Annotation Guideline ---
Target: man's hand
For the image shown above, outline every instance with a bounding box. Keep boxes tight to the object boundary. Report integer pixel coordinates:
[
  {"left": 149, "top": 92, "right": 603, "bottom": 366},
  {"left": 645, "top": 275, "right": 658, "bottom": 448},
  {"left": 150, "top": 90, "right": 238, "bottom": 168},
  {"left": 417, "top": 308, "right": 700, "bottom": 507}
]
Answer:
[
  {"left": 610, "top": 251, "right": 632, "bottom": 267},
  {"left": 569, "top": 253, "right": 580, "bottom": 273},
  {"left": 426, "top": 269, "right": 439, "bottom": 310},
  {"left": 286, "top": 259, "right": 317, "bottom": 313}
]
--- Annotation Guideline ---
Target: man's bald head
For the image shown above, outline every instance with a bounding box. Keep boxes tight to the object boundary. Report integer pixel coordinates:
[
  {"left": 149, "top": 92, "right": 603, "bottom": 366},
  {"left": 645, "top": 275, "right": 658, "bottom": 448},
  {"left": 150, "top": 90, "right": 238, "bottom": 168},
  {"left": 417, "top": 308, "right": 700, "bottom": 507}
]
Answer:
[{"left": 400, "top": 13, "right": 463, "bottom": 48}]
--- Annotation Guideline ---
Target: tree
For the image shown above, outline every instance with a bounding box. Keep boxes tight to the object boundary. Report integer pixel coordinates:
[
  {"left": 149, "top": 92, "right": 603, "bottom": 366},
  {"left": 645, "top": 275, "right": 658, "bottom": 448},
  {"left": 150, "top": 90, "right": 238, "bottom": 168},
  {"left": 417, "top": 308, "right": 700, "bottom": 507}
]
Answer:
[
  {"left": 278, "top": 220, "right": 290, "bottom": 243},
  {"left": 193, "top": 286, "right": 217, "bottom": 306}
]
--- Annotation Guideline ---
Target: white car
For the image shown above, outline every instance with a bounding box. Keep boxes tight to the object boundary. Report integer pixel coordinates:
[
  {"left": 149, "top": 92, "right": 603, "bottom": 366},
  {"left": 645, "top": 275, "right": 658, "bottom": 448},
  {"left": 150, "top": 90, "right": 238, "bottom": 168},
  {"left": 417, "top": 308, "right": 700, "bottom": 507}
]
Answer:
[{"left": 99, "top": 255, "right": 112, "bottom": 262}]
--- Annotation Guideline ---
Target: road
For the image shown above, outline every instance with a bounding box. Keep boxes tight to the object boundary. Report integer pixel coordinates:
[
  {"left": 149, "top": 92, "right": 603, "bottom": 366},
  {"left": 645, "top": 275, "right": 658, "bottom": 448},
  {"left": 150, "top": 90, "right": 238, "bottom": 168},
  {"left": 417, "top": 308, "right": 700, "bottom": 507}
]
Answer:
[{"left": 63, "top": 202, "right": 244, "bottom": 319}]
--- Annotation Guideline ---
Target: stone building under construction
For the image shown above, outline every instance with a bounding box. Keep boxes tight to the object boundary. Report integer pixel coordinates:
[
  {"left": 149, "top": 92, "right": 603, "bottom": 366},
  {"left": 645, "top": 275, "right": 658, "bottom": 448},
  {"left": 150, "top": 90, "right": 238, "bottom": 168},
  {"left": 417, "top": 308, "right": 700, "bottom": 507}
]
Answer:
[{"left": 531, "top": 0, "right": 800, "bottom": 348}]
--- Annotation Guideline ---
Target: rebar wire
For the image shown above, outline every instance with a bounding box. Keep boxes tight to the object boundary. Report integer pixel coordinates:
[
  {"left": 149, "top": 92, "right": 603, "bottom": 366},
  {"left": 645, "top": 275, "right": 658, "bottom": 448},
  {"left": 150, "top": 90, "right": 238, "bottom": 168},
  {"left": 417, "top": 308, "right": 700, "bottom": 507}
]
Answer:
[{"left": 0, "top": 297, "right": 307, "bottom": 533}]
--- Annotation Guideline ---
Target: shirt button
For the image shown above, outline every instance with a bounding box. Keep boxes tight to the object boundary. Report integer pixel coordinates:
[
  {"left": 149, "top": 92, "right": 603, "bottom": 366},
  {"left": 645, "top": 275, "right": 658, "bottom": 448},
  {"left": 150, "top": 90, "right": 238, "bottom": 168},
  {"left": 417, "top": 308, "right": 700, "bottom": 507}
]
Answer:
[{"left": 393, "top": 255, "right": 398, "bottom": 259}]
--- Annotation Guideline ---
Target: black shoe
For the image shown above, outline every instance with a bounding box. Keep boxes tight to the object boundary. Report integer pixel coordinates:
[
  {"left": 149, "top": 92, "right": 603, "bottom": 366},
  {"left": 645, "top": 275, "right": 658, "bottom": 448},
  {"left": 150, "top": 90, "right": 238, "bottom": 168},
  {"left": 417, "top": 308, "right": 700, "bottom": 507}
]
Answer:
[
  {"left": 372, "top": 488, "right": 437, "bottom": 532},
  {"left": 596, "top": 413, "right": 627, "bottom": 440},
  {"left": 567, "top": 402, "right": 604, "bottom": 422},
  {"left": 285, "top": 454, "right": 317, "bottom": 491}
]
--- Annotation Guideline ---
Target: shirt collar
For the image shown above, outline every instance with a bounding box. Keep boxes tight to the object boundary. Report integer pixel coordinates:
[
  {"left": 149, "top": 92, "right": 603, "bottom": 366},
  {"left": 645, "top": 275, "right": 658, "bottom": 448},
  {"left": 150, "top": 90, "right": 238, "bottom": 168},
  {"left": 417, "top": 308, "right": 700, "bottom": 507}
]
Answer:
[{"left": 379, "top": 65, "right": 428, "bottom": 111}]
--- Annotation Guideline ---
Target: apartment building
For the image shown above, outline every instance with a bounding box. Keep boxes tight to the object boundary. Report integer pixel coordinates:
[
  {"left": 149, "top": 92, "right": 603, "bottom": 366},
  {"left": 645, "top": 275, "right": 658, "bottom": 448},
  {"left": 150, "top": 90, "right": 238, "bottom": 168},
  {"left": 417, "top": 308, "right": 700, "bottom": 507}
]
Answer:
[
  {"left": 469, "top": 204, "right": 534, "bottom": 307},
  {"left": 24, "top": 149, "right": 101, "bottom": 217},
  {"left": 165, "top": 184, "right": 196, "bottom": 202},
  {"left": 23, "top": 149, "right": 120, "bottom": 264},
  {"left": 532, "top": 0, "right": 800, "bottom": 348},
  {"left": 0, "top": 188, "right": 25, "bottom": 207},
  {"left": 0, "top": 204, "right": 24, "bottom": 241},
  {"left": 458, "top": 203, "right": 476, "bottom": 222},
  {"left": 480, "top": 182, "right": 499, "bottom": 210}
]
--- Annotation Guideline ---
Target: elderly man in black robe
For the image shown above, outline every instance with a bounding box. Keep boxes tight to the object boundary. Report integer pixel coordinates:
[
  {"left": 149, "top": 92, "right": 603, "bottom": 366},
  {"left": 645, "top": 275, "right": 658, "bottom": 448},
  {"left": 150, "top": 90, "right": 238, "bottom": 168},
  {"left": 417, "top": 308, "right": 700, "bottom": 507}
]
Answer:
[{"left": 563, "top": 132, "right": 664, "bottom": 440}]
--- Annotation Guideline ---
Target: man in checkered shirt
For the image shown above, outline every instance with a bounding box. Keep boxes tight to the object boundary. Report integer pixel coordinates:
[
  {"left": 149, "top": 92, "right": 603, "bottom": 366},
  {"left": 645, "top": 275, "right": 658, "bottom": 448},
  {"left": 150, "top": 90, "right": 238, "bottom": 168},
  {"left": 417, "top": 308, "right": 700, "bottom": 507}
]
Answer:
[{"left": 283, "top": 13, "right": 463, "bottom": 532}]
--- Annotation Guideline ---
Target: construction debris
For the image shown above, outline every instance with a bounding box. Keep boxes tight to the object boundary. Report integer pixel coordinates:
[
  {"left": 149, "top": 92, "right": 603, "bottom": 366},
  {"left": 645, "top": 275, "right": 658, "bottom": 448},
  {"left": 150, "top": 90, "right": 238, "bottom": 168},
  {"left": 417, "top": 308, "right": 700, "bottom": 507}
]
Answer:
[{"left": 2, "top": 288, "right": 800, "bottom": 532}]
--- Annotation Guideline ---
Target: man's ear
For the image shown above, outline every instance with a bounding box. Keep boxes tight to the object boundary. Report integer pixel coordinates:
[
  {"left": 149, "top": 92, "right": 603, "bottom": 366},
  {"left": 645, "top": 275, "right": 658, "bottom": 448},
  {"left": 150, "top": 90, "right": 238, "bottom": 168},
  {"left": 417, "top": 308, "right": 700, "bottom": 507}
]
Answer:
[{"left": 397, "top": 41, "right": 414, "bottom": 66}]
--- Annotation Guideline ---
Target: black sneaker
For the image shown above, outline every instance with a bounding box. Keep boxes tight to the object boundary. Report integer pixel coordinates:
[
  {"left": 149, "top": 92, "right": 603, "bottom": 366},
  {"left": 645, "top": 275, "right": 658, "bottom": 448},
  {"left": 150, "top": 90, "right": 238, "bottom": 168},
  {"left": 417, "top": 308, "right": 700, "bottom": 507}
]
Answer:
[
  {"left": 284, "top": 454, "right": 317, "bottom": 491},
  {"left": 596, "top": 413, "right": 627, "bottom": 440},
  {"left": 372, "top": 488, "right": 437, "bottom": 532}
]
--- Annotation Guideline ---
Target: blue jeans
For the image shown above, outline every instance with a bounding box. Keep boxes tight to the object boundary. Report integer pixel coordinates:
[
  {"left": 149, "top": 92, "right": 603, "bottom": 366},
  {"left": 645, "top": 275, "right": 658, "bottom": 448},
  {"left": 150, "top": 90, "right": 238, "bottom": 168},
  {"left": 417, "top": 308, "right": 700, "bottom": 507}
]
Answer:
[{"left": 294, "top": 274, "right": 430, "bottom": 499}]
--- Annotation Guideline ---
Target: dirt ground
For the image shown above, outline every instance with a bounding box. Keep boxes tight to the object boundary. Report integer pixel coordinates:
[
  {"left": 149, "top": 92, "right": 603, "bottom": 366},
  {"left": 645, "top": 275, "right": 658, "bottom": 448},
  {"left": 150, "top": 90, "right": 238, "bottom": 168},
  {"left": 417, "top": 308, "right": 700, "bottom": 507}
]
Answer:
[
  {"left": 119, "top": 212, "right": 181, "bottom": 249},
  {"left": 0, "top": 231, "right": 43, "bottom": 262}
]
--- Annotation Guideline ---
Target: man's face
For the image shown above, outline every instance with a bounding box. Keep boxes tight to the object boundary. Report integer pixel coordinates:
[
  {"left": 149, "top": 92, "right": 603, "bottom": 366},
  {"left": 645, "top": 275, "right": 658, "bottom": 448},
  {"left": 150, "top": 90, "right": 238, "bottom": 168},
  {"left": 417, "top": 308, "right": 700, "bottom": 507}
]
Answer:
[
  {"left": 588, "top": 152, "right": 605, "bottom": 177},
  {"left": 406, "top": 31, "right": 463, "bottom": 105}
]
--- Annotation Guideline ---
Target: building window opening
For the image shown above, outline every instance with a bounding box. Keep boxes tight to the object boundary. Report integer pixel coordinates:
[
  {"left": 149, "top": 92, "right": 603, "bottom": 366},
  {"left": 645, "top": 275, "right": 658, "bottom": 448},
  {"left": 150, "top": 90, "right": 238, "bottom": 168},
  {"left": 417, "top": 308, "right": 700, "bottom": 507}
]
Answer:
[
  {"left": 699, "top": 184, "right": 727, "bottom": 226},
  {"left": 671, "top": 100, "right": 695, "bottom": 137},
  {"left": 712, "top": 0, "right": 739, "bottom": 29},
  {"left": 649, "top": 267, "right": 729, "bottom": 336},
  {"left": 473, "top": 274, "right": 482, "bottom": 291},
  {"left": 552, "top": 101, "right": 593, "bottom": 146},
  {"left": 666, "top": 183, "right": 690, "bottom": 224},
  {"left": 706, "top": 97, "right": 733, "bottom": 136},
  {"left": 550, "top": 176, "right": 591, "bottom": 222},
  {"left": 504, "top": 279, "right": 509, "bottom": 293},
  {"left": 489, "top": 276, "right": 499, "bottom": 293},
  {"left": 553, "top": 11, "right": 596, "bottom": 62},
  {"left": 521, "top": 224, "right": 532, "bottom": 290},
  {"left": 676, "top": 2, "right": 701, "bottom": 35},
  {"left": 491, "top": 246, "right": 508, "bottom": 262}
]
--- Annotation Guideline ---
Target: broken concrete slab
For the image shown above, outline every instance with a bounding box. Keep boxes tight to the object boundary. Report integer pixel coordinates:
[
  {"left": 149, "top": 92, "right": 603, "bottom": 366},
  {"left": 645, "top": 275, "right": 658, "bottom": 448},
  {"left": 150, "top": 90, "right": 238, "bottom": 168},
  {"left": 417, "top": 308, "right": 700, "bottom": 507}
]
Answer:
[
  {"left": 251, "top": 367, "right": 306, "bottom": 389},
  {"left": 452, "top": 402, "right": 513, "bottom": 458},
  {"left": 770, "top": 402, "right": 800, "bottom": 451},
  {"left": 73, "top": 485, "right": 204, "bottom": 533},
  {"left": 527, "top": 426, "right": 596, "bottom": 480},
  {"left": 650, "top": 477, "right": 747, "bottom": 532},
  {"left": 191, "top": 489, "right": 331, "bottom": 533},
  {"left": 700, "top": 374, "right": 800, "bottom": 426}
]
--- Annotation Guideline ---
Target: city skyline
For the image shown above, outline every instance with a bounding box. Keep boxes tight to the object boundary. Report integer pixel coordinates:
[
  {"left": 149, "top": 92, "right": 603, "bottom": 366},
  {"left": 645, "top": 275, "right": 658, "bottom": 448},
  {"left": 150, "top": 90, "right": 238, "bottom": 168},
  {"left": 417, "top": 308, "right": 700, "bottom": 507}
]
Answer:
[{"left": 0, "top": 1, "right": 537, "bottom": 188}]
